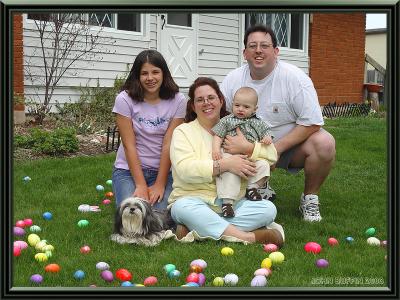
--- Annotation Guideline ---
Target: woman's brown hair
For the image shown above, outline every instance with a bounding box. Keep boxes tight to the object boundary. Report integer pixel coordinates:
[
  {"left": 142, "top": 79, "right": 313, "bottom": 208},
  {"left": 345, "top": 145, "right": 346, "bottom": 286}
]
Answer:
[{"left": 184, "top": 77, "right": 229, "bottom": 123}]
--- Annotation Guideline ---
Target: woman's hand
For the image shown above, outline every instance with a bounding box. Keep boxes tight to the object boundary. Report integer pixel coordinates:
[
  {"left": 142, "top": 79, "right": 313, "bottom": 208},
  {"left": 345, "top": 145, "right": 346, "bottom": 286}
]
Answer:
[
  {"left": 133, "top": 185, "right": 149, "bottom": 201},
  {"left": 222, "top": 154, "right": 257, "bottom": 179},
  {"left": 223, "top": 128, "right": 254, "bottom": 156},
  {"left": 148, "top": 183, "right": 165, "bottom": 205}
]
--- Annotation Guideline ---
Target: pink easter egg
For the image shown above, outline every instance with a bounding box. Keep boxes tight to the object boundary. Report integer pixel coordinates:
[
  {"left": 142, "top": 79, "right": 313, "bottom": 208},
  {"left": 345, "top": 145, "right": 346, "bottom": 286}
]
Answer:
[
  {"left": 100, "top": 270, "right": 114, "bottom": 282},
  {"left": 15, "top": 220, "right": 26, "bottom": 228},
  {"left": 13, "top": 226, "right": 25, "bottom": 236},
  {"left": 80, "top": 245, "right": 91, "bottom": 254},
  {"left": 254, "top": 268, "right": 272, "bottom": 277},
  {"left": 263, "top": 243, "right": 278, "bottom": 252},
  {"left": 304, "top": 242, "right": 322, "bottom": 254},
  {"left": 14, "top": 240, "right": 28, "bottom": 250},
  {"left": 190, "top": 259, "right": 207, "bottom": 269},
  {"left": 102, "top": 199, "right": 111, "bottom": 205},
  {"left": 186, "top": 272, "right": 199, "bottom": 283},
  {"left": 14, "top": 245, "right": 22, "bottom": 256},
  {"left": 24, "top": 218, "right": 33, "bottom": 226},
  {"left": 144, "top": 276, "right": 158, "bottom": 286},
  {"left": 327, "top": 237, "right": 339, "bottom": 246}
]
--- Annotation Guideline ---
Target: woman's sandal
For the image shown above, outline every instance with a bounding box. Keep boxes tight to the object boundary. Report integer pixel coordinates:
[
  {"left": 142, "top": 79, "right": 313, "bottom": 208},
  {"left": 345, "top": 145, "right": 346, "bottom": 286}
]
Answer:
[
  {"left": 222, "top": 203, "right": 235, "bottom": 218},
  {"left": 245, "top": 187, "right": 263, "bottom": 201}
]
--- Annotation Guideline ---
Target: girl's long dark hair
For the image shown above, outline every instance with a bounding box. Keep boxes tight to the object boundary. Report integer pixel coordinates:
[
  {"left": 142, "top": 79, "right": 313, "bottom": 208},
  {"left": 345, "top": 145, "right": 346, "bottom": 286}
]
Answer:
[
  {"left": 121, "top": 50, "right": 179, "bottom": 101},
  {"left": 184, "top": 77, "right": 229, "bottom": 123}
]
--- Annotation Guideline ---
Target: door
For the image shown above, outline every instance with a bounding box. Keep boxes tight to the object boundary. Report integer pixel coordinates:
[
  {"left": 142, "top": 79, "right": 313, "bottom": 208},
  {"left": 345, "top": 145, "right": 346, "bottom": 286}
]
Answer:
[{"left": 158, "top": 13, "right": 197, "bottom": 88}]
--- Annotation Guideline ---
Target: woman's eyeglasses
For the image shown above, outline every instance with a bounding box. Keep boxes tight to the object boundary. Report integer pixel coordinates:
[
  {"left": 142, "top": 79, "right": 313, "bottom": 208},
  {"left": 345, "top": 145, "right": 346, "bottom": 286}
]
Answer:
[{"left": 194, "top": 95, "right": 219, "bottom": 104}]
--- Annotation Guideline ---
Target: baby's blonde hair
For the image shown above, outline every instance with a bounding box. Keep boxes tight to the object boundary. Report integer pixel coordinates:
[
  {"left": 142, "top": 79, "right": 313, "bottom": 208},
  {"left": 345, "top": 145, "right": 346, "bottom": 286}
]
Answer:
[{"left": 233, "top": 86, "right": 258, "bottom": 106}]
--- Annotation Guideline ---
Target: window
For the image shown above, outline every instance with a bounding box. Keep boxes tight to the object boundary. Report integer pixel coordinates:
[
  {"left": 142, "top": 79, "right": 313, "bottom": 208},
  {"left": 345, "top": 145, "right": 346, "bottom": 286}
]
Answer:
[
  {"left": 28, "top": 13, "right": 142, "bottom": 32},
  {"left": 245, "top": 13, "right": 305, "bottom": 50},
  {"left": 167, "top": 13, "right": 192, "bottom": 27}
]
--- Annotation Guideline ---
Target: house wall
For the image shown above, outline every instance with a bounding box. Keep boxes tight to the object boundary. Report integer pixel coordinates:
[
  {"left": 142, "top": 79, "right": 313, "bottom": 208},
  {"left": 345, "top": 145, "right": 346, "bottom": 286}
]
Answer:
[
  {"left": 365, "top": 30, "right": 386, "bottom": 68},
  {"left": 309, "top": 13, "right": 366, "bottom": 105},
  {"left": 13, "top": 14, "right": 24, "bottom": 99}
]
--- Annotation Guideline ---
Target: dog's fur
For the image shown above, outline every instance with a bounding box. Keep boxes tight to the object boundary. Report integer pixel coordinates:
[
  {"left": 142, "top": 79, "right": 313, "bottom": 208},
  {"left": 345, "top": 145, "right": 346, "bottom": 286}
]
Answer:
[{"left": 110, "top": 197, "right": 174, "bottom": 246}]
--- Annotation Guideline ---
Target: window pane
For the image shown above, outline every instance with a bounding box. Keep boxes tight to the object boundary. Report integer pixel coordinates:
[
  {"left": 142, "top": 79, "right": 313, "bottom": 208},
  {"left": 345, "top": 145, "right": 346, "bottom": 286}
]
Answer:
[
  {"left": 274, "top": 13, "right": 288, "bottom": 47},
  {"left": 290, "top": 13, "right": 303, "bottom": 49},
  {"left": 117, "top": 13, "right": 141, "bottom": 32},
  {"left": 89, "top": 13, "right": 113, "bottom": 28},
  {"left": 27, "top": 13, "right": 52, "bottom": 21},
  {"left": 167, "top": 13, "right": 191, "bottom": 27}
]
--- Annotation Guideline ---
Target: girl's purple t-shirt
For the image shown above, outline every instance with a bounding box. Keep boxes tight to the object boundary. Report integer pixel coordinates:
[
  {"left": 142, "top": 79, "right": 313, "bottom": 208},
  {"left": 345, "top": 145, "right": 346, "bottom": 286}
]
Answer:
[{"left": 113, "top": 90, "right": 186, "bottom": 170}]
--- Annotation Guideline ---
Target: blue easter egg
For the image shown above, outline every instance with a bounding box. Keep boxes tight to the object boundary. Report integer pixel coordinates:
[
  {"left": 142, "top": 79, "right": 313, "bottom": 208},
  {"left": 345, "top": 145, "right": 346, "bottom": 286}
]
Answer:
[
  {"left": 168, "top": 269, "right": 181, "bottom": 279},
  {"left": 345, "top": 236, "right": 354, "bottom": 243},
  {"left": 96, "top": 185, "right": 104, "bottom": 192},
  {"left": 42, "top": 212, "right": 52, "bottom": 220},
  {"left": 121, "top": 281, "right": 134, "bottom": 287},
  {"left": 74, "top": 270, "right": 85, "bottom": 280}
]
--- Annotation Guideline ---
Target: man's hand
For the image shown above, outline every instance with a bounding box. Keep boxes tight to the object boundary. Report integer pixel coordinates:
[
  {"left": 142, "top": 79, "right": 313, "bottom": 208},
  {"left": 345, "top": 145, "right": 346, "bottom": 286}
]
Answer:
[{"left": 223, "top": 128, "right": 254, "bottom": 155}]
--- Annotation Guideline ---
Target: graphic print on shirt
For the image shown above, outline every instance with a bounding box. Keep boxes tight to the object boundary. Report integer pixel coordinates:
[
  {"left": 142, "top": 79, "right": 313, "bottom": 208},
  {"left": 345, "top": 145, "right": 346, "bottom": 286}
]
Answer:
[{"left": 137, "top": 116, "right": 171, "bottom": 128}]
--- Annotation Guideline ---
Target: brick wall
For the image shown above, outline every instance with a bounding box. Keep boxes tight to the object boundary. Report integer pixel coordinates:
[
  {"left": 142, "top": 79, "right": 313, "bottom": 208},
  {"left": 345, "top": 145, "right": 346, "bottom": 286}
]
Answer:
[
  {"left": 13, "top": 13, "right": 24, "bottom": 102},
  {"left": 309, "top": 13, "right": 366, "bottom": 105}
]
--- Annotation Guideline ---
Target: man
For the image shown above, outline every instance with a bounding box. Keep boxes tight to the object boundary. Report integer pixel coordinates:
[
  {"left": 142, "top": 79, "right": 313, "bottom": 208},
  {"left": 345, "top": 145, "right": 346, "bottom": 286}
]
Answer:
[{"left": 221, "top": 24, "right": 336, "bottom": 222}]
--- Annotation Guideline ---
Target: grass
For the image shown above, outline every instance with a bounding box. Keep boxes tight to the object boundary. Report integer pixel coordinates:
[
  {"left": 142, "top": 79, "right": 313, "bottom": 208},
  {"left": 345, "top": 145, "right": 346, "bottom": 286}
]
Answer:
[{"left": 12, "top": 117, "right": 388, "bottom": 289}]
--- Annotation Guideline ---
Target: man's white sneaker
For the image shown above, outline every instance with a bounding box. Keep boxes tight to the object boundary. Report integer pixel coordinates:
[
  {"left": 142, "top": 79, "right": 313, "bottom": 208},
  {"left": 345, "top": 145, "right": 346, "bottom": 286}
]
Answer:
[
  {"left": 258, "top": 181, "right": 276, "bottom": 201},
  {"left": 299, "top": 194, "right": 322, "bottom": 222}
]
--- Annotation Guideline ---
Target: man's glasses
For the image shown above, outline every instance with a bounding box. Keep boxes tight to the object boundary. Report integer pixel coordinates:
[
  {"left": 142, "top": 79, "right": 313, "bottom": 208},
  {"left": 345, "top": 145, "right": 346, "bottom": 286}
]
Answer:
[
  {"left": 194, "top": 95, "right": 219, "bottom": 104},
  {"left": 246, "top": 43, "right": 273, "bottom": 51}
]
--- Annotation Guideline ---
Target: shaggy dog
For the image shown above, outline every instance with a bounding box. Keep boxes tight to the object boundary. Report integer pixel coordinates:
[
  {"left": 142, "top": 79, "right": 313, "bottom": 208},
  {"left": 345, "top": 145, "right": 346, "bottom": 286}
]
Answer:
[{"left": 110, "top": 197, "right": 175, "bottom": 246}]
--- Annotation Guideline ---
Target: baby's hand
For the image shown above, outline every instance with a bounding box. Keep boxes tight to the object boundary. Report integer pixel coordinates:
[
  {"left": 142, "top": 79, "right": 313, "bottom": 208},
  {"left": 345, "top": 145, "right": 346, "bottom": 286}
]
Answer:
[
  {"left": 260, "top": 136, "right": 273, "bottom": 145},
  {"left": 212, "top": 151, "right": 222, "bottom": 160}
]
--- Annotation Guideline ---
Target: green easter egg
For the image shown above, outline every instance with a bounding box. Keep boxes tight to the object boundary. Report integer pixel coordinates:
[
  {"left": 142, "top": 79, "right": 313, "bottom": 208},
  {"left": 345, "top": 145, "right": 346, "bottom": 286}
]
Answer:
[
  {"left": 365, "top": 227, "right": 376, "bottom": 237},
  {"left": 77, "top": 219, "right": 89, "bottom": 228}
]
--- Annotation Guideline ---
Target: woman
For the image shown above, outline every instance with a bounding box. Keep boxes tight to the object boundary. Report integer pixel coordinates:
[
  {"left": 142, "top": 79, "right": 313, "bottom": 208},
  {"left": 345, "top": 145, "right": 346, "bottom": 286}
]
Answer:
[
  {"left": 112, "top": 50, "right": 186, "bottom": 210},
  {"left": 167, "top": 77, "right": 284, "bottom": 245}
]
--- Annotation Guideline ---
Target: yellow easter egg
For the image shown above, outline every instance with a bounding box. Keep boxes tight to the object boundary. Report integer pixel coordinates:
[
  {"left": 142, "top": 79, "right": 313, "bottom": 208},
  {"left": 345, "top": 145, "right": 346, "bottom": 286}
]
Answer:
[
  {"left": 35, "top": 252, "right": 48, "bottom": 262},
  {"left": 261, "top": 257, "right": 272, "bottom": 269},
  {"left": 35, "top": 240, "right": 47, "bottom": 251},
  {"left": 213, "top": 277, "right": 224, "bottom": 286},
  {"left": 221, "top": 247, "right": 234, "bottom": 256},
  {"left": 42, "top": 244, "right": 54, "bottom": 252},
  {"left": 135, "top": 284, "right": 145, "bottom": 287},
  {"left": 28, "top": 234, "right": 41, "bottom": 247},
  {"left": 268, "top": 251, "right": 285, "bottom": 264}
]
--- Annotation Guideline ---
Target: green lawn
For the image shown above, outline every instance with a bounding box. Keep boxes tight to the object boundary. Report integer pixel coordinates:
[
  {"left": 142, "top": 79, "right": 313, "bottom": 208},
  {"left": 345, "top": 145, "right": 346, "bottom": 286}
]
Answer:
[{"left": 12, "top": 117, "right": 388, "bottom": 289}]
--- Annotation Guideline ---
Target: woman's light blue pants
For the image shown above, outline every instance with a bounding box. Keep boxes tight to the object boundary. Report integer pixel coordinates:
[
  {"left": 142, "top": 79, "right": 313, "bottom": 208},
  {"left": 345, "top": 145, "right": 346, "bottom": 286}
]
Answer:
[{"left": 170, "top": 196, "right": 277, "bottom": 239}]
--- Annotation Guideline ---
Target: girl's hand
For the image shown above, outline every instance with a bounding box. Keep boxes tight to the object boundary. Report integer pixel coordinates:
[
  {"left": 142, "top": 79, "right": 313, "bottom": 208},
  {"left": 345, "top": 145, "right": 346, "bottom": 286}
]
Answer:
[
  {"left": 148, "top": 183, "right": 165, "bottom": 205},
  {"left": 223, "top": 154, "right": 256, "bottom": 179},
  {"left": 133, "top": 185, "right": 149, "bottom": 201}
]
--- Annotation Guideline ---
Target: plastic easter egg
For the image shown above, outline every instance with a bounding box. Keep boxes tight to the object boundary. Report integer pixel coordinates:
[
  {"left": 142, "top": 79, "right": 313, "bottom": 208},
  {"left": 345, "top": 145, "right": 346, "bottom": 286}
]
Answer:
[
  {"left": 14, "top": 245, "right": 22, "bottom": 256},
  {"left": 29, "top": 225, "right": 41, "bottom": 233},
  {"left": 381, "top": 240, "right": 387, "bottom": 247},
  {"left": 14, "top": 240, "right": 28, "bottom": 250},
  {"left": 186, "top": 272, "right": 199, "bottom": 283},
  {"left": 105, "top": 192, "right": 114, "bottom": 198},
  {"left": 80, "top": 245, "right": 91, "bottom": 254},
  {"left": 144, "top": 276, "right": 158, "bottom": 286},
  {"left": 189, "top": 264, "right": 203, "bottom": 273},
  {"left": 30, "top": 274, "right": 43, "bottom": 284},
  {"left": 224, "top": 273, "right": 239, "bottom": 286},
  {"left": 96, "top": 262, "right": 110, "bottom": 270},
  {"left": 186, "top": 282, "right": 200, "bottom": 287},
  {"left": 261, "top": 258, "right": 272, "bottom": 269},
  {"left": 197, "top": 273, "right": 206, "bottom": 286},
  {"left": 304, "top": 242, "right": 322, "bottom": 254},
  {"left": 28, "top": 234, "right": 41, "bottom": 246},
  {"left": 78, "top": 205, "right": 90, "bottom": 212},
  {"left": 42, "top": 244, "right": 54, "bottom": 252},
  {"left": 190, "top": 259, "right": 207, "bottom": 269},
  {"left": 23, "top": 176, "right": 31, "bottom": 182},
  {"left": 251, "top": 275, "right": 267, "bottom": 287},
  {"left": 96, "top": 185, "right": 104, "bottom": 192},
  {"left": 102, "top": 199, "right": 111, "bottom": 205},
  {"left": 116, "top": 269, "right": 132, "bottom": 281},
  {"left": 163, "top": 263, "right": 176, "bottom": 274},
  {"left": 121, "top": 281, "right": 134, "bottom": 287},
  {"left": 327, "top": 237, "right": 339, "bottom": 246},
  {"left": 100, "top": 270, "right": 114, "bottom": 282},
  {"left": 135, "top": 284, "right": 145, "bottom": 287},
  {"left": 168, "top": 269, "right": 181, "bottom": 279},
  {"left": 263, "top": 243, "right": 278, "bottom": 252},
  {"left": 367, "top": 237, "right": 381, "bottom": 246},
  {"left": 35, "top": 253, "right": 48, "bottom": 262},
  {"left": 15, "top": 220, "right": 26, "bottom": 228},
  {"left": 254, "top": 268, "right": 272, "bottom": 277},
  {"left": 24, "top": 218, "right": 33, "bottom": 226},
  {"left": 74, "top": 270, "right": 85, "bottom": 280},
  {"left": 45, "top": 250, "right": 52, "bottom": 258},
  {"left": 345, "top": 236, "right": 354, "bottom": 243},
  {"left": 269, "top": 251, "right": 285, "bottom": 264},
  {"left": 221, "top": 247, "right": 234, "bottom": 256},
  {"left": 77, "top": 219, "right": 89, "bottom": 228},
  {"left": 45, "top": 263, "right": 60, "bottom": 273},
  {"left": 13, "top": 226, "right": 25, "bottom": 236},
  {"left": 106, "top": 179, "right": 113, "bottom": 186},
  {"left": 35, "top": 240, "right": 47, "bottom": 251},
  {"left": 316, "top": 258, "right": 329, "bottom": 268},
  {"left": 365, "top": 227, "right": 376, "bottom": 237},
  {"left": 42, "top": 212, "right": 52, "bottom": 220},
  {"left": 213, "top": 277, "right": 224, "bottom": 286}
]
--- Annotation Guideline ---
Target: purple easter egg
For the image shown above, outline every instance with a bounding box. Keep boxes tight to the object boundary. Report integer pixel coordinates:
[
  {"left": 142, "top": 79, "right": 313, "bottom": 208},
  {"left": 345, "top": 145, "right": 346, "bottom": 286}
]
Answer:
[
  {"left": 251, "top": 275, "right": 267, "bottom": 287},
  {"left": 316, "top": 258, "right": 329, "bottom": 268},
  {"left": 197, "top": 273, "right": 206, "bottom": 286},
  {"left": 30, "top": 274, "right": 43, "bottom": 284},
  {"left": 13, "top": 226, "right": 25, "bottom": 236},
  {"left": 100, "top": 270, "right": 114, "bottom": 282}
]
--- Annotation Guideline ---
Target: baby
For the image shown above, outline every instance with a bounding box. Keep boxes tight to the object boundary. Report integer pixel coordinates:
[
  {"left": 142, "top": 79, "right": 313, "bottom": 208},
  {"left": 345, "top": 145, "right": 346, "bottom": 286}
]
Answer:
[{"left": 212, "top": 86, "right": 277, "bottom": 218}]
